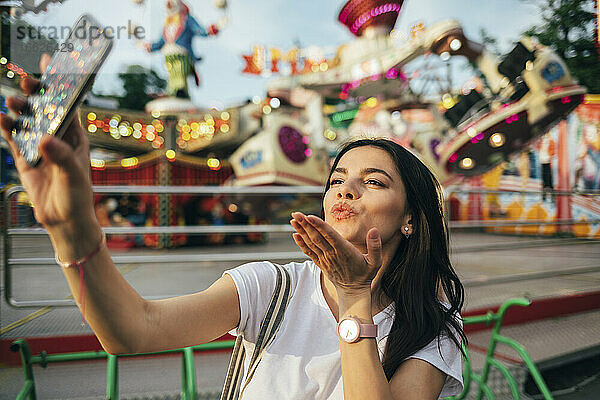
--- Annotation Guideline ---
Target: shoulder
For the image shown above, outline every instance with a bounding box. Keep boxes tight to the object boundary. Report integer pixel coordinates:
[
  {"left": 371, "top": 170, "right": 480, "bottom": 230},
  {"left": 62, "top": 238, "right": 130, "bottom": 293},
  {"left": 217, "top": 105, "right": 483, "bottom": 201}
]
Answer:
[
  {"left": 224, "top": 259, "right": 315, "bottom": 284},
  {"left": 223, "top": 259, "right": 317, "bottom": 304},
  {"left": 388, "top": 301, "right": 463, "bottom": 397},
  {"left": 223, "top": 260, "right": 276, "bottom": 282},
  {"left": 222, "top": 260, "right": 317, "bottom": 340},
  {"left": 405, "top": 313, "right": 464, "bottom": 397}
]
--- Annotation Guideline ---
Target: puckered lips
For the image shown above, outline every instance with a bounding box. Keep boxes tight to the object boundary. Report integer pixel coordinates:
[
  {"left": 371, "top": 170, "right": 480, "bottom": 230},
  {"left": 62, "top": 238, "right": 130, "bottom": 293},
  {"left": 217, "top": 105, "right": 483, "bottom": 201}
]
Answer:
[{"left": 330, "top": 202, "right": 356, "bottom": 220}]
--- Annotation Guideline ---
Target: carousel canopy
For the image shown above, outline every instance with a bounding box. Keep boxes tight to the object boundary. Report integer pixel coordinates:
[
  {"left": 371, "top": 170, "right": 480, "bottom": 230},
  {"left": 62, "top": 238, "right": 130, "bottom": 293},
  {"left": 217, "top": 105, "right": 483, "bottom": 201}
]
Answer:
[{"left": 338, "top": 0, "right": 404, "bottom": 37}]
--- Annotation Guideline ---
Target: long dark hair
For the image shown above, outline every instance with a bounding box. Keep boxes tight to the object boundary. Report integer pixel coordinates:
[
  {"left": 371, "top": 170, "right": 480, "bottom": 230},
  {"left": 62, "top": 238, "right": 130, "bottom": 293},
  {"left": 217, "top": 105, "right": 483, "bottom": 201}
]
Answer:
[{"left": 322, "top": 138, "right": 466, "bottom": 380}]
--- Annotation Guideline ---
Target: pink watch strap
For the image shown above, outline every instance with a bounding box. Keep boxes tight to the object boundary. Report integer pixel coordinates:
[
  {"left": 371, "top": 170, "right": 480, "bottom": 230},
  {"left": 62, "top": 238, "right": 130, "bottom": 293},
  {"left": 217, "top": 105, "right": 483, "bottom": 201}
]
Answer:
[
  {"left": 360, "top": 323, "right": 378, "bottom": 338},
  {"left": 337, "top": 317, "right": 378, "bottom": 343}
]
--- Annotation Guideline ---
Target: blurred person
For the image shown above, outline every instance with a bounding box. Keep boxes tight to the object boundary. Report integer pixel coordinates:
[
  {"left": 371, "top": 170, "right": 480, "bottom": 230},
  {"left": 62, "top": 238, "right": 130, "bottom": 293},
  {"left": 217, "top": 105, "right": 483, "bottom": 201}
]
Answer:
[
  {"left": 94, "top": 197, "right": 136, "bottom": 247},
  {"left": 1, "top": 71, "right": 466, "bottom": 399},
  {"left": 207, "top": 201, "right": 226, "bottom": 245},
  {"left": 580, "top": 125, "right": 600, "bottom": 191},
  {"left": 117, "top": 195, "right": 131, "bottom": 218},
  {"left": 538, "top": 133, "right": 555, "bottom": 201},
  {"left": 94, "top": 197, "right": 118, "bottom": 227},
  {"left": 120, "top": 194, "right": 146, "bottom": 226},
  {"left": 224, "top": 203, "right": 250, "bottom": 244}
]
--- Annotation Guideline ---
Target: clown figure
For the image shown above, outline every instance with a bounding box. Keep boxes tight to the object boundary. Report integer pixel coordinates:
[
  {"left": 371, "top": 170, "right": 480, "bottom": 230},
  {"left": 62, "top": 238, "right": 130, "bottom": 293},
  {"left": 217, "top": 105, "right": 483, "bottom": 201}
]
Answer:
[{"left": 145, "top": 0, "right": 220, "bottom": 98}]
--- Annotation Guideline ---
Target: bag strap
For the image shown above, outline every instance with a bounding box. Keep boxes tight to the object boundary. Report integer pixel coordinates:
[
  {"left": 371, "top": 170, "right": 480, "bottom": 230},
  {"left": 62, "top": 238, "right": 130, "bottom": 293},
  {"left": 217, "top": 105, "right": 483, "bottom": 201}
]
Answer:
[
  {"left": 220, "top": 263, "right": 292, "bottom": 400},
  {"left": 220, "top": 335, "right": 246, "bottom": 400}
]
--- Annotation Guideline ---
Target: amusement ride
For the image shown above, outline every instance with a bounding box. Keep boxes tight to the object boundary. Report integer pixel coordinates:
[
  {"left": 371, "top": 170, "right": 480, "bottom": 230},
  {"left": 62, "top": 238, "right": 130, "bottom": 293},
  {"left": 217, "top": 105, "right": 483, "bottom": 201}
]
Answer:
[{"left": 0, "top": 0, "right": 595, "bottom": 247}]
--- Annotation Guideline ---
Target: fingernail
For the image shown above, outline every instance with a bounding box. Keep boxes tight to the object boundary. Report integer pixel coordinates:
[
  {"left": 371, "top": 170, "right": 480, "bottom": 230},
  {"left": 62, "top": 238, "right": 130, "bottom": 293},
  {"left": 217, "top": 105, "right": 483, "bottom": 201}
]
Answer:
[{"left": 369, "top": 230, "right": 379, "bottom": 239}]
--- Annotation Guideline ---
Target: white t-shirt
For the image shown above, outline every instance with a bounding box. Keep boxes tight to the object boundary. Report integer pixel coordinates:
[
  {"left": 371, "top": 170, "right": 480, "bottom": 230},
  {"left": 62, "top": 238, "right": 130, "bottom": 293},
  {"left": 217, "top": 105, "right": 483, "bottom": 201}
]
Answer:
[{"left": 224, "top": 260, "right": 463, "bottom": 399}]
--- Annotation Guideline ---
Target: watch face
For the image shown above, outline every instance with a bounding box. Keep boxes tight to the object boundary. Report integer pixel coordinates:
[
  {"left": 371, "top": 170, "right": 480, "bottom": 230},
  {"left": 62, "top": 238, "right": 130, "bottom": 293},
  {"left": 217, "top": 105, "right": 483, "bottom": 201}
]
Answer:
[{"left": 338, "top": 319, "right": 360, "bottom": 342}]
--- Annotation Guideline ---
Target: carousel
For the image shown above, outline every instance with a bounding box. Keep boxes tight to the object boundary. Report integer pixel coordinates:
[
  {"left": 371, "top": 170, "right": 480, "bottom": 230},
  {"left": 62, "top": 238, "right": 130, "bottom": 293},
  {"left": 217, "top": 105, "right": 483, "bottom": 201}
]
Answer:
[{"left": 242, "top": 0, "right": 586, "bottom": 185}]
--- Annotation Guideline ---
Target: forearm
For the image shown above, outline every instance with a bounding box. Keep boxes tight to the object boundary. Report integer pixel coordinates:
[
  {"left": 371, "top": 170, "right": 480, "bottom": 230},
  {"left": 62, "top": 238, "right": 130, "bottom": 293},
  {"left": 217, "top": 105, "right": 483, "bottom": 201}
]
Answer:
[
  {"left": 339, "top": 294, "right": 394, "bottom": 400},
  {"left": 48, "top": 215, "right": 149, "bottom": 354}
]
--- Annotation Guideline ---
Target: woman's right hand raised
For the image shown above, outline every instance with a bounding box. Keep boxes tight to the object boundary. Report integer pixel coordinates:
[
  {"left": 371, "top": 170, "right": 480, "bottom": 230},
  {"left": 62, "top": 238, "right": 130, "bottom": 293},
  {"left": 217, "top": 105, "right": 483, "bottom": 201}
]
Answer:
[{"left": 0, "top": 60, "right": 96, "bottom": 235}]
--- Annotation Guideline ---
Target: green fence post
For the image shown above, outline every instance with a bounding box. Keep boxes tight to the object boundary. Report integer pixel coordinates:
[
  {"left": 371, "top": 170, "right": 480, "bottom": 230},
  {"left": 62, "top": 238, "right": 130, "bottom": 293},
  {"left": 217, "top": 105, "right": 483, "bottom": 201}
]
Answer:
[
  {"left": 472, "top": 373, "right": 496, "bottom": 400},
  {"left": 477, "top": 298, "right": 530, "bottom": 400},
  {"left": 181, "top": 347, "right": 198, "bottom": 400},
  {"left": 11, "top": 339, "right": 37, "bottom": 400},
  {"left": 105, "top": 354, "right": 119, "bottom": 400},
  {"left": 181, "top": 350, "right": 187, "bottom": 399},
  {"left": 488, "top": 358, "right": 521, "bottom": 399},
  {"left": 476, "top": 319, "right": 500, "bottom": 400},
  {"left": 495, "top": 336, "right": 554, "bottom": 400}
]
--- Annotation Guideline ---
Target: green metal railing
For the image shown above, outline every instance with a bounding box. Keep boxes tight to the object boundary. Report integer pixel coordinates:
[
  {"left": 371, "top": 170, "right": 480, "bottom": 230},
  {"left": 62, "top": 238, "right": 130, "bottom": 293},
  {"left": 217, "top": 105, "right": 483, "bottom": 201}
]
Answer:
[
  {"left": 447, "top": 297, "right": 553, "bottom": 400},
  {"left": 12, "top": 298, "right": 553, "bottom": 400},
  {"left": 11, "top": 339, "right": 235, "bottom": 400}
]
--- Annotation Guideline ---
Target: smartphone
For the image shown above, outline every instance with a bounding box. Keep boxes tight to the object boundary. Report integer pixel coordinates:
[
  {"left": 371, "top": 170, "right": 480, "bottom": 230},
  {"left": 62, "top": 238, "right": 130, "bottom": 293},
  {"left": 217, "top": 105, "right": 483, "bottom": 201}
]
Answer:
[{"left": 12, "top": 14, "right": 113, "bottom": 167}]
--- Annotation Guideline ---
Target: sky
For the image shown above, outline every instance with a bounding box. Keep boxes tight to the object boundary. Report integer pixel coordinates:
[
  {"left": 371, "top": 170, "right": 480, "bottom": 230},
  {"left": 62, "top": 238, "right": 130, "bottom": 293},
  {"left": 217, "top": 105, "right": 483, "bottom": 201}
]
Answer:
[{"left": 20, "top": 0, "right": 543, "bottom": 109}]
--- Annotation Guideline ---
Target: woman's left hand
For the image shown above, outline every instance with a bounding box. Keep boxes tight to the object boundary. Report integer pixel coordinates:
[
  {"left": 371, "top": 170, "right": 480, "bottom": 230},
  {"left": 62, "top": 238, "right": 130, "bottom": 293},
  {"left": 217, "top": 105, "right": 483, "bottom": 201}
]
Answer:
[{"left": 290, "top": 212, "right": 382, "bottom": 296}]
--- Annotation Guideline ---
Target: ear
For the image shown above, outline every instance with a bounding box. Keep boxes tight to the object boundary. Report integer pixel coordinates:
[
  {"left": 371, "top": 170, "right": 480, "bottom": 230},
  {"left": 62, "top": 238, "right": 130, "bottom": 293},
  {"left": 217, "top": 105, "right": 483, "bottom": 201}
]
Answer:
[{"left": 400, "top": 214, "right": 413, "bottom": 236}]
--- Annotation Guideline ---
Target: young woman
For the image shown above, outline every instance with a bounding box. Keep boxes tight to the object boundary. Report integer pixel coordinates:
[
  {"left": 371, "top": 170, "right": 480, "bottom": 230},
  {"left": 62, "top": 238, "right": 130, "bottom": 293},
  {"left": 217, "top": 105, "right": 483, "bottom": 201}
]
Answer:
[{"left": 1, "top": 73, "right": 465, "bottom": 399}]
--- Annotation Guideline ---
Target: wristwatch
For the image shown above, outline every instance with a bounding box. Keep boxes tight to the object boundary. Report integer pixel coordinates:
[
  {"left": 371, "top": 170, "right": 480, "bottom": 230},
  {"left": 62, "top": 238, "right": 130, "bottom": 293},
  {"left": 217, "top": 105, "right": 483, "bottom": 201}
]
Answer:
[{"left": 336, "top": 316, "right": 377, "bottom": 343}]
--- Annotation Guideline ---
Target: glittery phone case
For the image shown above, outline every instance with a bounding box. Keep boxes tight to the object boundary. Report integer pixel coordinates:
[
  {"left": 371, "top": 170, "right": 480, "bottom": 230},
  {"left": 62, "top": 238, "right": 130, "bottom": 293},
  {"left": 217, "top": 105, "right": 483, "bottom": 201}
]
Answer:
[{"left": 12, "top": 14, "right": 113, "bottom": 167}]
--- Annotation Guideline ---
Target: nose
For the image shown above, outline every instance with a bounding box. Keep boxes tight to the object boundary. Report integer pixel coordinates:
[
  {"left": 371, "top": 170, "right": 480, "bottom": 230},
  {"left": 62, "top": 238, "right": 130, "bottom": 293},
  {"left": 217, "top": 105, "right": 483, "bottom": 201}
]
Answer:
[{"left": 336, "top": 182, "right": 356, "bottom": 200}]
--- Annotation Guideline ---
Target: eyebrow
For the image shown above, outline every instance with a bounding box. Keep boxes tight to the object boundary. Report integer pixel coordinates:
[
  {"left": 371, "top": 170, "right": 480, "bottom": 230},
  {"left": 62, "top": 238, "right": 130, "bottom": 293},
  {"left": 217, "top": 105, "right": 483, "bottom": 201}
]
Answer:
[{"left": 333, "top": 167, "right": 394, "bottom": 182}]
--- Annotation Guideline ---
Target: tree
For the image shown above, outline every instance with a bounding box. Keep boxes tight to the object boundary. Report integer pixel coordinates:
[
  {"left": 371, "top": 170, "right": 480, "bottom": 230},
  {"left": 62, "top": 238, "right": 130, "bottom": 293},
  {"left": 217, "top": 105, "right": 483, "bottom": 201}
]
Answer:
[
  {"left": 117, "top": 64, "right": 167, "bottom": 111},
  {"left": 465, "top": 28, "right": 501, "bottom": 89},
  {"left": 478, "top": 27, "right": 501, "bottom": 56},
  {"left": 522, "top": 0, "right": 599, "bottom": 92}
]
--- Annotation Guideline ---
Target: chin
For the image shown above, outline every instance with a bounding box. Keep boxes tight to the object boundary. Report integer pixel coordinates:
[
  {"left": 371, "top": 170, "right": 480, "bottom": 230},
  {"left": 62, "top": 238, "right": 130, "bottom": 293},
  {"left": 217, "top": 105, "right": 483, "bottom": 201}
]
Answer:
[{"left": 334, "top": 226, "right": 364, "bottom": 243}]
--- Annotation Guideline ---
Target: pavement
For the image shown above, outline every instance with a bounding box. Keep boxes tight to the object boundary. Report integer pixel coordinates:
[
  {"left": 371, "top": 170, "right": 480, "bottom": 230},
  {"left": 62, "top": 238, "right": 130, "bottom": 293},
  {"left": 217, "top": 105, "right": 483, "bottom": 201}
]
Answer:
[{"left": 1, "top": 231, "right": 599, "bottom": 399}]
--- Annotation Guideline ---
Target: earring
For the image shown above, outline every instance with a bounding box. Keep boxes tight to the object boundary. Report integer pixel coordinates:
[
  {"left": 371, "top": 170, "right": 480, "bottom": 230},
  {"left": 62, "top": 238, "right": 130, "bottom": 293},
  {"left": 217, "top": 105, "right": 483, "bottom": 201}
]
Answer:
[{"left": 403, "top": 226, "right": 410, "bottom": 239}]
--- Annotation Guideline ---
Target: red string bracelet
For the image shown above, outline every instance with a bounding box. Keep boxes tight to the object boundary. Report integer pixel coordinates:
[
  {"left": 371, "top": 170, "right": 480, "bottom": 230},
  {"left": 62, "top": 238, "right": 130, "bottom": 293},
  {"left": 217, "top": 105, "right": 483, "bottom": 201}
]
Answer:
[{"left": 55, "top": 231, "right": 106, "bottom": 326}]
